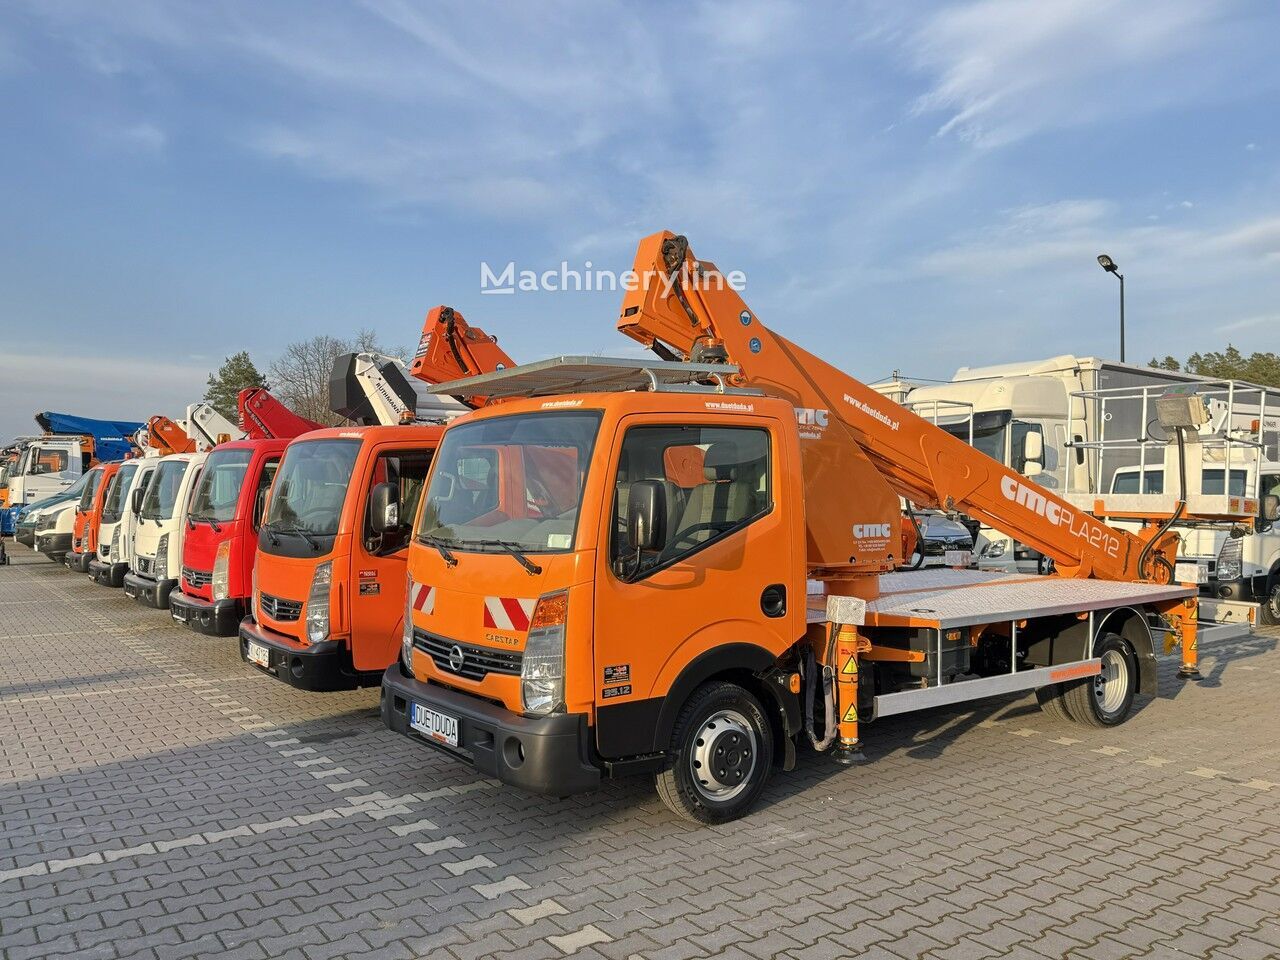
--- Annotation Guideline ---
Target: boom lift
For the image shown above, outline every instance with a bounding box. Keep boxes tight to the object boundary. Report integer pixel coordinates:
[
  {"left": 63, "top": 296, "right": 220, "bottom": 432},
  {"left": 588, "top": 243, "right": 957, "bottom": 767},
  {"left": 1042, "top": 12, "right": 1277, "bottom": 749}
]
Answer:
[
  {"left": 239, "top": 306, "right": 517, "bottom": 688},
  {"left": 382, "top": 231, "right": 1202, "bottom": 824}
]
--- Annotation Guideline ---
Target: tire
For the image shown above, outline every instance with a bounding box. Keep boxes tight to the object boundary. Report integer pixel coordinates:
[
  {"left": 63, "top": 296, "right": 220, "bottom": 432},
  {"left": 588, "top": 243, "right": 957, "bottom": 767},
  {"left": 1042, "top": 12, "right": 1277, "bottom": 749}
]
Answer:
[
  {"left": 1035, "top": 683, "right": 1075, "bottom": 722},
  {"left": 1036, "top": 554, "right": 1055, "bottom": 576},
  {"left": 655, "top": 681, "right": 773, "bottom": 825},
  {"left": 1061, "top": 633, "right": 1138, "bottom": 728},
  {"left": 1260, "top": 574, "right": 1280, "bottom": 626}
]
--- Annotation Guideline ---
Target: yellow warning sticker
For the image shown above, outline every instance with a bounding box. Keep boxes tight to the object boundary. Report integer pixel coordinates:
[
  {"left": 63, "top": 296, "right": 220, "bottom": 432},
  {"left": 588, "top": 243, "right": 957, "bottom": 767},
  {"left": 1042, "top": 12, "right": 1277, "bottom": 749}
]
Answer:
[
  {"left": 841, "top": 656, "right": 859, "bottom": 675},
  {"left": 843, "top": 702, "right": 858, "bottom": 723}
]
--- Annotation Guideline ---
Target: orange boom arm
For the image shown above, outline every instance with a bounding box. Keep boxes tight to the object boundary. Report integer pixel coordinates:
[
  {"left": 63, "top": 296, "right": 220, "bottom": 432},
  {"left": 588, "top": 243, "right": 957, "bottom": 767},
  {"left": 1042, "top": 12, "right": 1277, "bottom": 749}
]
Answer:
[{"left": 617, "top": 231, "right": 1179, "bottom": 586}]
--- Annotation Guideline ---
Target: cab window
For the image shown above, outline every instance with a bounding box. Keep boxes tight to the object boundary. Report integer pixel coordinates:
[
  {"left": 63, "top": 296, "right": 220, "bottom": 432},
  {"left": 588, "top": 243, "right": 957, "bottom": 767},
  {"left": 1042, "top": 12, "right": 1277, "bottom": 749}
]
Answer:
[
  {"left": 611, "top": 425, "right": 771, "bottom": 579},
  {"left": 364, "top": 450, "right": 433, "bottom": 555},
  {"left": 252, "top": 458, "right": 281, "bottom": 529}
]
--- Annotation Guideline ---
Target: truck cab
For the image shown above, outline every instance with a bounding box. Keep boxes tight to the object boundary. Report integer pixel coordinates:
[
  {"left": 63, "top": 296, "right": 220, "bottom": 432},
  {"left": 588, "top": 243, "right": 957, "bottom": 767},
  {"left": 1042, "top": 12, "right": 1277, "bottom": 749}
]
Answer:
[
  {"left": 88, "top": 459, "right": 147, "bottom": 587},
  {"left": 65, "top": 462, "right": 115, "bottom": 573},
  {"left": 239, "top": 426, "right": 437, "bottom": 690},
  {"left": 124, "top": 452, "right": 206, "bottom": 608},
  {"left": 22, "top": 472, "right": 92, "bottom": 558},
  {"left": 171, "top": 440, "right": 287, "bottom": 635},
  {"left": 383, "top": 390, "right": 805, "bottom": 802},
  {"left": 8, "top": 437, "right": 88, "bottom": 510}
]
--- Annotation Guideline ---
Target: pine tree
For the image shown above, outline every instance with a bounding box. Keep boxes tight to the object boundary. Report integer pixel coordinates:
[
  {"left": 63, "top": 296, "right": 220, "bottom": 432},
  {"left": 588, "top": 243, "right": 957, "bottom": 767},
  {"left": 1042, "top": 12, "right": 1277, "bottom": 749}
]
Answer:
[{"left": 204, "top": 352, "right": 268, "bottom": 421}]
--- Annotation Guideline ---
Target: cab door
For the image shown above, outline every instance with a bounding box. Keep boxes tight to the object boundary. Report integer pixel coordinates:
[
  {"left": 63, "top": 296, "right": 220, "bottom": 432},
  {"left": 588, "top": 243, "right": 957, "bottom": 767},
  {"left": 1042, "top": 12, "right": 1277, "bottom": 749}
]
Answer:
[
  {"left": 592, "top": 416, "right": 802, "bottom": 758},
  {"left": 348, "top": 445, "right": 434, "bottom": 671}
]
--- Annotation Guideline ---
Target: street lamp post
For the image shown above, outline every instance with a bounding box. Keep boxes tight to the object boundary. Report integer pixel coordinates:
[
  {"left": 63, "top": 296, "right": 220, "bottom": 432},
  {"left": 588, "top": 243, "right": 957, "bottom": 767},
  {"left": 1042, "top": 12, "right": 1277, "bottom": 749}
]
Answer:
[{"left": 1097, "top": 254, "right": 1125, "bottom": 362}]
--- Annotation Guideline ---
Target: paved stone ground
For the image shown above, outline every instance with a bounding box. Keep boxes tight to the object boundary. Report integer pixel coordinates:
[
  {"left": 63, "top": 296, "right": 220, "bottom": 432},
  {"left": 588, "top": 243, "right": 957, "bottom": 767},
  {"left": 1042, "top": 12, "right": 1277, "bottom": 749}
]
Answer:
[{"left": 2, "top": 541, "right": 1280, "bottom": 960}]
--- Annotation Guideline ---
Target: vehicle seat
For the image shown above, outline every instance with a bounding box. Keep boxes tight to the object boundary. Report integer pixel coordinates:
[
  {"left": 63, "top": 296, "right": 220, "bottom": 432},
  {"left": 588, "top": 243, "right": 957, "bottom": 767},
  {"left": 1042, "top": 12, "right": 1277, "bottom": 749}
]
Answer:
[{"left": 662, "top": 441, "right": 760, "bottom": 558}]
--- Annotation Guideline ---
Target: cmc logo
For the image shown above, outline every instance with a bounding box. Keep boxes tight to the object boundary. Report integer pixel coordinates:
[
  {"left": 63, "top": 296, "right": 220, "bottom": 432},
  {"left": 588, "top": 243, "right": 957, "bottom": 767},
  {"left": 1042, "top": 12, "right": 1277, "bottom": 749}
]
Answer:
[
  {"left": 796, "top": 408, "right": 829, "bottom": 428},
  {"left": 999, "top": 476, "right": 1062, "bottom": 523},
  {"left": 853, "top": 523, "right": 892, "bottom": 539}
]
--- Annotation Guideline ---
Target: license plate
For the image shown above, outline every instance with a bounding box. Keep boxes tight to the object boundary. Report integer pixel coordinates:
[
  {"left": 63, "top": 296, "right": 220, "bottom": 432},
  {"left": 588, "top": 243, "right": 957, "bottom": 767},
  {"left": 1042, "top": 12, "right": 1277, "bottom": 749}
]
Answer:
[
  {"left": 409, "top": 703, "right": 459, "bottom": 748},
  {"left": 246, "top": 641, "right": 271, "bottom": 668},
  {"left": 944, "top": 550, "right": 972, "bottom": 567}
]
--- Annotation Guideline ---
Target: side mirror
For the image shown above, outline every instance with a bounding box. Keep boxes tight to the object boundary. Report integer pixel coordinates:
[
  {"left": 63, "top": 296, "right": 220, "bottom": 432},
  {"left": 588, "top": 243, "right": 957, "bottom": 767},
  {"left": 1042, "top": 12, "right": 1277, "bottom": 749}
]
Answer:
[
  {"left": 626, "top": 480, "right": 667, "bottom": 551},
  {"left": 1263, "top": 494, "right": 1279, "bottom": 523},
  {"left": 369, "top": 481, "right": 399, "bottom": 534},
  {"left": 131, "top": 488, "right": 144, "bottom": 514}
]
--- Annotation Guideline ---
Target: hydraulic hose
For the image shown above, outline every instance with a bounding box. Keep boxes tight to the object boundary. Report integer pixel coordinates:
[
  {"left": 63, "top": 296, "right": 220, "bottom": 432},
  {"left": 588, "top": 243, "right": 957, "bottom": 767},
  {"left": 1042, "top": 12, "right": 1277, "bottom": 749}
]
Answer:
[
  {"left": 802, "top": 629, "right": 840, "bottom": 752},
  {"left": 1138, "top": 426, "right": 1186, "bottom": 582}
]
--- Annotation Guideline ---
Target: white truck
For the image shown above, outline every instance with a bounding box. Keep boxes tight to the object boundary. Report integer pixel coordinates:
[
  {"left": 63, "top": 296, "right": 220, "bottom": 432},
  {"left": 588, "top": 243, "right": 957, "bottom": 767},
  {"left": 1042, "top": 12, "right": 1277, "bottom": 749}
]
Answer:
[
  {"left": 89, "top": 458, "right": 161, "bottom": 587},
  {"left": 876, "top": 356, "right": 1236, "bottom": 574},
  {"left": 6, "top": 436, "right": 90, "bottom": 509},
  {"left": 123, "top": 452, "right": 208, "bottom": 608}
]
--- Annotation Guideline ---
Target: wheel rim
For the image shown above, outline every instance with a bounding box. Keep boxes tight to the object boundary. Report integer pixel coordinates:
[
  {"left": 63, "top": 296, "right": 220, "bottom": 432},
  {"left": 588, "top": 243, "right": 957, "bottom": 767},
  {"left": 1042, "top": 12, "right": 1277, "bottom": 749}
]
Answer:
[
  {"left": 1268, "top": 584, "right": 1280, "bottom": 619},
  {"left": 1093, "top": 649, "right": 1129, "bottom": 715},
  {"left": 689, "top": 709, "right": 757, "bottom": 803}
]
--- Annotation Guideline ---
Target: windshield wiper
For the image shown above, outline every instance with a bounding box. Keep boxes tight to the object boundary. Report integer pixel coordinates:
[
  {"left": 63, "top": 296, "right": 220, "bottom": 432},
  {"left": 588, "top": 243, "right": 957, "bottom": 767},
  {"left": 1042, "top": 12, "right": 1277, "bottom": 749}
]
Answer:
[
  {"left": 188, "top": 512, "right": 221, "bottom": 533},
  {"left": 263, "top": 521, "right": 319, "bottom": 551},
  {"left": 418, "top": 534, "right": 458, "bottom": 567},
  {"left": 490, "top": 539, "right": 543, "bottom": 576}
]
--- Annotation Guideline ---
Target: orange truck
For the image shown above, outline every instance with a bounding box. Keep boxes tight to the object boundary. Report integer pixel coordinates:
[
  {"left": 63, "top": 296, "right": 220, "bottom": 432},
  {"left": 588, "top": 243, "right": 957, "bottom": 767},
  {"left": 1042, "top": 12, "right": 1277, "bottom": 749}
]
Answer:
[
  {"left": 238, "top": 307, "right": 514, "bottom": 690},
  {"left": 381, "top": 231, "right": 1203, "bottom": 823},
  {"left": 66, "top": 461, "right": 122, "bottom": 573}
]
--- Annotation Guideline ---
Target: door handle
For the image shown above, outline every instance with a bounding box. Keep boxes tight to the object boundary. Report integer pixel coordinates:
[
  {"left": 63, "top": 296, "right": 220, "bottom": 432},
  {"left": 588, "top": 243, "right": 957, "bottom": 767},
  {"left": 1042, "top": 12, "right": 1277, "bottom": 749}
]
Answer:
[{"left": 760, "top": 583, "right": 787, "bottom": 618}]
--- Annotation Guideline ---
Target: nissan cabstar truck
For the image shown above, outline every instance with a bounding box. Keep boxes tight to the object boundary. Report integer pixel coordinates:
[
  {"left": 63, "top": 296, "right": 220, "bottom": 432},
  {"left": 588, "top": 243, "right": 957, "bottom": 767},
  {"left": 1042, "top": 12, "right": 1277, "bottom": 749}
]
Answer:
[{"left": 382, "top": 231, "right": 1201, "bottom": 824}]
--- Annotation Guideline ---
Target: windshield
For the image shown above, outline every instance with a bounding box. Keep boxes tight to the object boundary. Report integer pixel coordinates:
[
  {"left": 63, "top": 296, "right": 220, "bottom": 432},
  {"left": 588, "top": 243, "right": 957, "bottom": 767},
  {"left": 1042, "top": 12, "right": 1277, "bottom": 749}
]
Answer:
[
  {"left": 142, "top": 459, "right": 191, "bottom": 520},
  {"left": 417, "top": 412, "right": 601, "bottom": 553},
  {"left": 191, "top": 448, "right": 252, "bottom": 523},
  {"left": 940, "top": 410, "right": 1009, "bottom": 465},
  {"left": 101, "top": 463, "right": 138, "bottom": 523},
  {"left": 265, "top": 439, "right": 361, "bottom": 537},
  {"left": 78, "top": 468, "right": 103, "bottom": 511}
]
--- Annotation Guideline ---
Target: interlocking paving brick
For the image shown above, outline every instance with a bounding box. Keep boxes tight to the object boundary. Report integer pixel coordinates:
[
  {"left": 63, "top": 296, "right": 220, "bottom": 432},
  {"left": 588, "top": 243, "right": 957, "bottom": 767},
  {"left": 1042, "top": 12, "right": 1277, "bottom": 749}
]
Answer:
[{"left": 2, "top": 546, "right": 1280, "bottom": 960}]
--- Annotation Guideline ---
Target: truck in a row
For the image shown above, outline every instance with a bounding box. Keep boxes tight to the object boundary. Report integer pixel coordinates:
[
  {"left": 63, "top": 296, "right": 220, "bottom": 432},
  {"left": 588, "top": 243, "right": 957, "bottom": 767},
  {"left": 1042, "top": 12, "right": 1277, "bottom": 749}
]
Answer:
[{"left": 7, "top": 250, "right": 1272, "bottom": 825}]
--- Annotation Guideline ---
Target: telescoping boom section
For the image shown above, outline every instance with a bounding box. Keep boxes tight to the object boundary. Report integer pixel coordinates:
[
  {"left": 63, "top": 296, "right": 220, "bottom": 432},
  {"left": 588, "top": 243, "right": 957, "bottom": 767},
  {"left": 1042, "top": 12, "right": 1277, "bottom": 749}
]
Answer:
[
  {"left": 618, "top": 232, "right": 1182, "bottom": 589},
  {"left": 238, "top": 388, "right": 324, "bottom": 441}
]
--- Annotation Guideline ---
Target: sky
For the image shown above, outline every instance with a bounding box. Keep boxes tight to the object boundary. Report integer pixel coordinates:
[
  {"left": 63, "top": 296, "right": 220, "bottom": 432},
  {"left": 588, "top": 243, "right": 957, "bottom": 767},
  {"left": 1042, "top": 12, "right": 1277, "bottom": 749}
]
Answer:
[{"left": 2, "top": 1, "right": 1279, "bottom": 442}]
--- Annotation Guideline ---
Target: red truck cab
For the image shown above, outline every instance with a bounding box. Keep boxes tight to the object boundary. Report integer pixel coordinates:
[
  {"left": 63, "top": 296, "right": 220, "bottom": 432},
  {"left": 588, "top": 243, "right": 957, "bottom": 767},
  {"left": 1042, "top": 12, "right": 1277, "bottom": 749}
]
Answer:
[{"left": 170, "top": 439, "right": 287, "bottom": 635}]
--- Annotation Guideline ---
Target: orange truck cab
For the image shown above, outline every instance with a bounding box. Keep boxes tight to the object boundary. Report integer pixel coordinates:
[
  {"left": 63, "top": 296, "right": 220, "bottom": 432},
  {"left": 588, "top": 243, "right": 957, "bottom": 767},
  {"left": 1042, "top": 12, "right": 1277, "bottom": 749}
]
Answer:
[
  {"left": 381, "top": 391, "right": 798, "bottom": 801},
  {"left": 66, "top": 462, "right": 120, "bottom": 573},
  {"left": 239, "top": 426, "right": 438, "bottom": 690}
]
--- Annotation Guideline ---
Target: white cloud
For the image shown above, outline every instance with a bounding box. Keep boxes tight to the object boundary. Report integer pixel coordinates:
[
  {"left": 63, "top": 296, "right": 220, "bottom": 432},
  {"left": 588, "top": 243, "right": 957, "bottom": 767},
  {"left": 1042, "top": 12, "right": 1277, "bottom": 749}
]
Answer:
[{"left": 906, "top": 1, "right": 1261, "bottom": 147}]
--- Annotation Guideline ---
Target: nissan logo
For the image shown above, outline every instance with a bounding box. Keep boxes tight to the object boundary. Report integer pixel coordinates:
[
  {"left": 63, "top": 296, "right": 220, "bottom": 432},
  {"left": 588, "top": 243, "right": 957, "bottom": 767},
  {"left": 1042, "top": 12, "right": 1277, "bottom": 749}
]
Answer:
[{"left": 448, "top": 645, "right": 466, "bottom": 673}]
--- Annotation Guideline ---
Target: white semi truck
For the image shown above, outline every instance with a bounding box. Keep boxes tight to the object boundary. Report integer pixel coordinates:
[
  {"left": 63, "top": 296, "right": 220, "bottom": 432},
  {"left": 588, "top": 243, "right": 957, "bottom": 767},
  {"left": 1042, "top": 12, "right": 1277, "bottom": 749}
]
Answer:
[{"left": 876, "top": 356, "right": 1240, "bottom": 574}]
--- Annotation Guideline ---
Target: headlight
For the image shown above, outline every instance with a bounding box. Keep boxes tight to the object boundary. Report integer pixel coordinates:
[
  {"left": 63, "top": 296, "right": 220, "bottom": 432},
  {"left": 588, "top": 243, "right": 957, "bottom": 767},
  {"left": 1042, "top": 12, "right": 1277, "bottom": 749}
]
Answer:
[
  {"left": 111, "top": 525, "right": 122, "bottom": 557},
  {"left": 305, "top": 560, "right": 332, "bottom": 643},
  {"left": 212, "top": 540, "right": 231, "bottom": 600},
  {"left": 401, "top": 573, "right": 416, "bottom": 677},
  {"left": 251, "top": 561, "right": 259, "bottom": 621},
  {"left": 521, "top": 591, "right": 567, "bottom": 716},
  {"left": 154, "top": 533, "right": 169, "bottom": 580},
  {"left": 983, "top": 539, "right": 1008, "bottom": 558}
]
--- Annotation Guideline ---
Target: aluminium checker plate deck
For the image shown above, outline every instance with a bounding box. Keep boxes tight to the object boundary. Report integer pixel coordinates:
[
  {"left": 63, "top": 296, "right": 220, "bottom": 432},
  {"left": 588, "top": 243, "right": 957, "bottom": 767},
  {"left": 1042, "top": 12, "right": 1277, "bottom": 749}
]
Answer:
[{"left": 805, "top": 568, "right": 1195, "bottom": 629}]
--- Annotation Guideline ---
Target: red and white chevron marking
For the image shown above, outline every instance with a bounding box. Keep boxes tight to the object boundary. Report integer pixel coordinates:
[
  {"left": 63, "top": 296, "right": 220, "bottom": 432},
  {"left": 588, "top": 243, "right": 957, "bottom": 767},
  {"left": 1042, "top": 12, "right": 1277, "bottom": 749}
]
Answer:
[
  {"left": 409, "top": 581, "right": 436, "bottom": 614},
  {"left": 483, "top": 596, "right": 535, "bottom": 631}
]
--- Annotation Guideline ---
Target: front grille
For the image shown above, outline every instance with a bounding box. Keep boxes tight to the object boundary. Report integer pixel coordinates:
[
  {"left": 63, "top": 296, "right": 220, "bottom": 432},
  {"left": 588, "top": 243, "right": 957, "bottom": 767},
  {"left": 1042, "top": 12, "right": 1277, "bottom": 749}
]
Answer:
[
  {"left": 99, "top": 545, "right": 111, "bottom": 559},
  {"left": 183, "top": 566, "right": 212, "bottom": 588},
  {"left": 136, "top": 557, "right": 153, "bottom": 576},
  {"left": 414, "top": 629, "right": 522, "bottom": 682},
  {"left": 260, "top": 592, "right": 302, "bottom": 622}
]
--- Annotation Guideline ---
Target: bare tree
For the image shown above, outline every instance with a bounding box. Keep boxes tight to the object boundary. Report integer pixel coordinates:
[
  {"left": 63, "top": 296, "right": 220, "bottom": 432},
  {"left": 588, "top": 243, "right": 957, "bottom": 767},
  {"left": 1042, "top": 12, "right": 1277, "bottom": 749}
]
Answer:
[{"left": 269, "top": 330, "right": 407, "bottom": 426}]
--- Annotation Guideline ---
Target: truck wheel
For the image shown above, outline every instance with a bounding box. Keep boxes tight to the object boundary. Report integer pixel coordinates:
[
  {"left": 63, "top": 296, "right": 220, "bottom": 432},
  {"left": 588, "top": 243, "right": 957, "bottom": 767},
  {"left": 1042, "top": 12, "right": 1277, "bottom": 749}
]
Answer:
[
  {"left": 1261, "top": 575, "right": 1280, "bottom": 626},
  {"left": 1034, "top": 684, "right": 1074, "bottom": 722},
  {"left": 655, "top": 681, "right": 773, "bottom": 825},
  {"left": 1062, "top": 633, "right": 1137, "bottom": 728}
]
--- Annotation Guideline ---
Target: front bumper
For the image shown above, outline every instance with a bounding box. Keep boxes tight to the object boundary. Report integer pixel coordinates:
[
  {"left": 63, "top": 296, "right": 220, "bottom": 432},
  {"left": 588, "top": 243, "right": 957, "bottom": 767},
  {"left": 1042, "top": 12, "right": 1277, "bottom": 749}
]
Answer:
[
  {"left": 238, "top": 618, "right": 380, "bottom": 691},
  {"left": 1200, "top": 577, "right": 1256, "bottom": 603},
  {"left": 16, "top": 527, "right": 36, "bottom": 548},
  {"left": 123, "top": 571, "right": 177, "bottom": 609},
  {"left": 88, "top": 558, "right": 129, "bottom": 588},
  {"left": 381, "top": 662, "right": 601, "bottom": 798},
  {"left": 35, "top": 532, "right": 71, "bottom": 558},
  {"left": 171, "top": 591, "right": 244, "bottom": 637},
  {"left": 65, "top": 550, "right": 92, "bottom": 573}
]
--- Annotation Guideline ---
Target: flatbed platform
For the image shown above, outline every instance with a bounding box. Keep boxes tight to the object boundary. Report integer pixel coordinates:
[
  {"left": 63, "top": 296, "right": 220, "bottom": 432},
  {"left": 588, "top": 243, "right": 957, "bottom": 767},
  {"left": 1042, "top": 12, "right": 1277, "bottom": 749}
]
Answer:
[{"left": 806, "top": 569, "right": 1195, "bottom": 630}]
